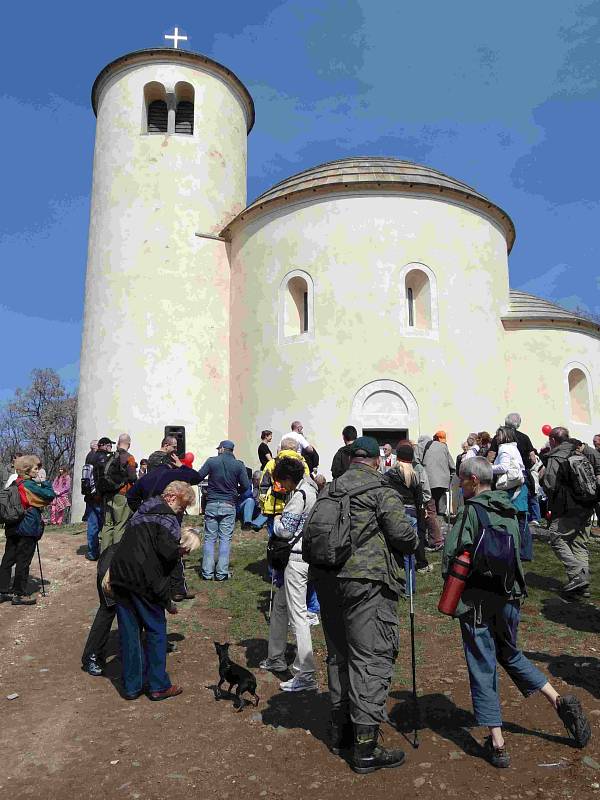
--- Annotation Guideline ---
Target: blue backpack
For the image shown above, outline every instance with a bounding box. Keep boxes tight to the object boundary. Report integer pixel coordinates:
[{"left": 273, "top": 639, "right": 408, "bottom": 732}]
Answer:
[{"left": 467, "top": 503, "right": 518, "bottom": 596}]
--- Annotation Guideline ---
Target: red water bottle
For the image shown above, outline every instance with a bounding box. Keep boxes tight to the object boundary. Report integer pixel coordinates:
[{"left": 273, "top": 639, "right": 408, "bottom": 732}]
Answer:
[{"left": 438, "top": 550, "right": 471, "bottom": 616}]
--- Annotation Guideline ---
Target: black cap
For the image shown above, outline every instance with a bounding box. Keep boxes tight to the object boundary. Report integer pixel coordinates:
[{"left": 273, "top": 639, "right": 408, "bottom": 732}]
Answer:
[{"left": 98, "top": 437, "right": 115, "bottom": 446}]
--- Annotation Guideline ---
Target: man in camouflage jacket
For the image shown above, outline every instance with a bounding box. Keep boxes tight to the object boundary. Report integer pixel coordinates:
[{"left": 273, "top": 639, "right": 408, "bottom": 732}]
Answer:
[{"left": 311, "top": 436, "right": 418, "bottom": 774}]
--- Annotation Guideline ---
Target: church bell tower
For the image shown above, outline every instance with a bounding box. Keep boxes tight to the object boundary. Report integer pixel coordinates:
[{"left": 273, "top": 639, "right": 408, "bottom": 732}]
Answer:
[{"left": 72, "top": 46, "right": 254, "bottom": 518}]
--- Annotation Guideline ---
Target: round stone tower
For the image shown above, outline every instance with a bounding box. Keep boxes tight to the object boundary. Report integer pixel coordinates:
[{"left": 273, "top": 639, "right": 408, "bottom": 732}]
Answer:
[{"left": 72, "top": 48, "right": 254, "bottom": 519}]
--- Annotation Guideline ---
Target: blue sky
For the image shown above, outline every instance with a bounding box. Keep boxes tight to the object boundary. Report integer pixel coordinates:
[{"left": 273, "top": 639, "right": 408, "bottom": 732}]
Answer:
[{"left": 1, "top": 0, "right": 598, "bottom": 402}]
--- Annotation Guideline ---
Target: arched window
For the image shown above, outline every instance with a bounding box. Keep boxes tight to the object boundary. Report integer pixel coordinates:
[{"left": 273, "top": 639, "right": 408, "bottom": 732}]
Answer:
[
  {"left": 175, "top": 82, "right": 194, "bottom": 135},
  {"left": 404, "top": 268, "right": 431, "bottom": 330},
  {"left": 144, "top": 82, "right": 168, "bottom": 134},
  {"left": 279, "top": 270, "right": 314, "bottom": 342},
  {"left": 568, "top": 367, "right": 591, "bottom": 424}
]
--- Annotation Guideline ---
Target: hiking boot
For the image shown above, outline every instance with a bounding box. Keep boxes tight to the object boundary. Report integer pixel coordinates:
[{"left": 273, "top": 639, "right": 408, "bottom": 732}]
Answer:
[
  {"left": 351, "top": 724, "right": 406, "bottom": 774},
  {"left": 259, "top": 658, "right": 287, "bottom": 672},
  {"left": 557, "top": 695, "right": 591, "bottom": 748},
  {"left": 81, "top": 654, "right": 103, "bottom": 677},
  {"left": 562, "top": 573, "right": 589, "bottom": 594},
  {"left": 172, "top": 592, "right": 196, "bottom": 601},
  {"left": 0, "top": 593, "right": 13, "bottom": 603},
  {"left": 417, "top": 564, "right": 434, "bottom": 574},
  {"left": 483, "top": 736, "right": 510, "bottom": 768},
  {"left": 329, "top": 710, "right": 353, "bottom": 756},
  {"left": 12, "top": 595, "right": 36, "bottom": 606}
]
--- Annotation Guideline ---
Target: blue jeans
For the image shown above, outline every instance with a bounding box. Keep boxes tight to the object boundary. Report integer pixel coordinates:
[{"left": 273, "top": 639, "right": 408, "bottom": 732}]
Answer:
[
  {"left": 307, "top": 582, "right": 320, "bottom": 614},
  {"left": 528, "top": 494, "right": 541, "bottom": 523},
  {"left": 202, "top": 501, "right": 236, "bottom": 580},
  {"left": 116, "top": 593, "right": 170, "bottom": 696},
  {"left": 519, "top": 513, "right": 533, "bottom": 562},
  {"left": 239, "top": 497, "right": 268, "bottom": 530},
  {"left": 459, "top": 599, "right": 547, "bottom": 727},
  {"left": 86, "top": 503, "right": 103, "bottom": 559}
]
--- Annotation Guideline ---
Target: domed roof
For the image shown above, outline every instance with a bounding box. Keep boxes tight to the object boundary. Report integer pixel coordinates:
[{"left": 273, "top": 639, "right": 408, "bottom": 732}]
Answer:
[
  {"left": 222, "top": 156, "right": 515, "bottom": 249},
  {"left": 505, "top": 290, "right": 600, "bottom": 336}
]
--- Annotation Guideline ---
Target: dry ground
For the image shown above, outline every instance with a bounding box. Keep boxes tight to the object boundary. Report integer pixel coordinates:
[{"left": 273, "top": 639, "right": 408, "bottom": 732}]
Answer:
[{"left": 1, "top": 523, "right": 600, "bottom": 800}]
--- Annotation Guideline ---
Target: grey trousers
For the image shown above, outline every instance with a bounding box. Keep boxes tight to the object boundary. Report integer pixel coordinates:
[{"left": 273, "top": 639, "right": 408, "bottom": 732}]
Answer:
[
  {"left": 314, "top": 577, "right": 399, "bottom": 725},
  {"left": 549, "top": 510, "right": 592, "bottom": 581}
]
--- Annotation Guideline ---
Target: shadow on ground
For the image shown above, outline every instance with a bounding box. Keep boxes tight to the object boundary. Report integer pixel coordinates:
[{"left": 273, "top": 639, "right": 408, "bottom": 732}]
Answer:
[
  {"left": 541, "top": 597, "right": 600, "bottom": 634},
  {"left": 525, "top": 651, "right": 600, "bottom": 699},
  {"left": 389, "top": 690, "right": 573, "bottom": 757}
]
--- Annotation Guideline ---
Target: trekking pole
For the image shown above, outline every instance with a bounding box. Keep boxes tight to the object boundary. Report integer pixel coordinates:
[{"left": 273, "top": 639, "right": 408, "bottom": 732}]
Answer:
[
  {"left": 36, "top": 542, "right": 47, "bottom": 597},
  {"left": 407, "top": 555, "right": 419, "bottom": 748},
  {"left": 267, "top": 573, "right": 275, "bottom": 622}
]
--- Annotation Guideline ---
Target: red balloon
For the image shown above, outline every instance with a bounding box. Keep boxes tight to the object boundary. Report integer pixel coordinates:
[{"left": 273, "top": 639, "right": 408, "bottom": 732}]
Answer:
[
  {"left": 181, "top": 452, "right": 195, "bottom": 466},
  {"left": 541, "top": 424, "right": 552, "bottom": 436}
]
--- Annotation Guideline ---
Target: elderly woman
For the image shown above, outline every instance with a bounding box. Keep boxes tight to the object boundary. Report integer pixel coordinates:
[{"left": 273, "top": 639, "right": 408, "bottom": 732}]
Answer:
[
  {"left": 443, "top": 457, "right": 590, "bottom": 767},
  {"left": 50, "top": 465, "right": 71, "bottom": 525},
  {"left": 108, "top": 480, "right": 196, "bottom": 701},
  {"left": 492, "top": 426, "right": 532, "bottom": 561},
  {"left": 0, "top": 455, "right": 55, "bottom": 605}
]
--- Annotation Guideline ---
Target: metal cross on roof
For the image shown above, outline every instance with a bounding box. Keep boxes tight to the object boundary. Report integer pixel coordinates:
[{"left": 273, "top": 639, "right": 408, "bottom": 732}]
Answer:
[{"left": 164, "top": 27, "right": 188, "bottom": 49}]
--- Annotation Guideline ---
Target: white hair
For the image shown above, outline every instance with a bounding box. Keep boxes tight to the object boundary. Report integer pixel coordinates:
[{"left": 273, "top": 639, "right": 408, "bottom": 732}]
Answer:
[
  {"left": 505, "top": 413, "right": 521, "bottom": 429},
  {"left": 459, "top": 456, "right": 493, "bottom": 484}
]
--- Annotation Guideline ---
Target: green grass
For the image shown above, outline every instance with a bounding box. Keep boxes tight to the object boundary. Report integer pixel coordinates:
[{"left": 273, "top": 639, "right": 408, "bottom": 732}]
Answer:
[{"left": 175, "top": 523, "right": 600, "bottom": 673}]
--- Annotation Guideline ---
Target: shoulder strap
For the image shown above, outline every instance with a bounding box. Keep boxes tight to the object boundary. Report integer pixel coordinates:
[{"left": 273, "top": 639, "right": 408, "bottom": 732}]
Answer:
[
  {"left": 422, "top": 440, "right": 434, "bottom": 460},
  {"left": 457, "top": 502, "right": 476, "bottom": 551}
]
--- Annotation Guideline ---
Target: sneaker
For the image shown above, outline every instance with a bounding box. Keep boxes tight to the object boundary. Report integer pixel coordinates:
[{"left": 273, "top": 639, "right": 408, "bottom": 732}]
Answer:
[
  {"left": 425, "top": 544, "right": 444, "bottom": 553},
  {"left": 12, "top": 595, "right": 36, "bottom": 606},
  {"left": 81, "top": 654, "right": 103, "bottom": 677},
  {"left": 0, "top": 593, "right": 13, "bottom": 603},
  {"left": 417, "top": 564, "right": 434, "bottom": 574},
  {"left": 149, "top": 684, "right": 183, "bottom": 701},
  {"left": 306, "top": 612, "right": 320, "bottom": 626},
  {"left": 279, "top": 675, "right": 318, "bottom": 692},
  {"left": 85, "top": 553, "right": 99, "bottom": 561},
  {"left": 562, "top": 575, "right": 590, "bottom": 594},
  {"left": 259, "top": 658, "right": 287, "bottom": 672},
  {"left": 483, "top": 736, "right": 510, "bottom": 768},
  {"left": 556, "top": 695, "right": 591, "bottom": 748},
  {"left": 172, "top": 592, "right": 196, "bottom": 601}
]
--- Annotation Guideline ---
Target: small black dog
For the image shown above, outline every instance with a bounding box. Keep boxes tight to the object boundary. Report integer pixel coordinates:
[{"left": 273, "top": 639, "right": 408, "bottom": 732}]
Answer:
[{"left": 213, "top": 642, "right": 260, "bottom": 711}]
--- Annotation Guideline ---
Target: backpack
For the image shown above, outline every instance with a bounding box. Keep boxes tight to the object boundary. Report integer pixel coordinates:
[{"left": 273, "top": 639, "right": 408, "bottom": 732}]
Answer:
[
  {"left": 96, "top": 451, "right": 128, "bottom": 496},
  {"left": 565, "top": 450, "right": 597, "bottom": 507},
  {"left": 81, "top": 463, "right": 96, "bottom": 497},
  {"left": 464, "top": 503, "right": 518, "bottom": 596},
  {"left": 0, "top": 482, "right": 25, "bottom": 526},
  {"left": 266, "top": 489, "right": 306, "bottom": 571},
  {"left": 302, "top": 478, "right": 382, "bottom": 569}
]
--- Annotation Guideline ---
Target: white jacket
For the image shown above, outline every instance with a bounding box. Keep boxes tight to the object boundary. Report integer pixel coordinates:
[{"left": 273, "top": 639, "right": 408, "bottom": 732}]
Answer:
[{"left": 492, "top": 442, "right": 525, "bottom": 475}]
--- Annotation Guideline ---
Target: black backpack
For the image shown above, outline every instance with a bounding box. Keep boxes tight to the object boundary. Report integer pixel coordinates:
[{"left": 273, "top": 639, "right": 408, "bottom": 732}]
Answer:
[
  {"left": 302, "top": 479, "right": 381, "bottom": 569},
  {"left": 0, "top": 482, "right": 25, "bottom": 526},
  {"left": 95, "top": 451, "right": 128, "bottom": 496}
]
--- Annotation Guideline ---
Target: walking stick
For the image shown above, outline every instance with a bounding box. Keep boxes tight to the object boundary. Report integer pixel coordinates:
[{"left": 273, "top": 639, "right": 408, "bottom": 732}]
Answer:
[
  {"left": 407, "top": 555, "right": 419, "bottom": 748},
  {"left": 36, "top": 542, "right": 46, "bottom": 597},
  {"left": 266, "top": 572, "right": 275, "bottom": 622}
]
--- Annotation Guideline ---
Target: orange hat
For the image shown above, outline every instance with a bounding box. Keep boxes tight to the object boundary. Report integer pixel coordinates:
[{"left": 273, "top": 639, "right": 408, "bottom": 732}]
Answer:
[{"left": 434, "top": 430, "right": 447, "bottom": 442}]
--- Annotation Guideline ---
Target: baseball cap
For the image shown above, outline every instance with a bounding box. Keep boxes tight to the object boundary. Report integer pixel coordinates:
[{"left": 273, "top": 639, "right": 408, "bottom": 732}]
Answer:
[
  {"left": 217, "top": 440, "right": 235, "bottom": 450},
  {"left": 349, "top": 436, "right": 381, "bottom": 458},
  {"left": 98, "top": 437, "right": 115, "bottom": 446}
]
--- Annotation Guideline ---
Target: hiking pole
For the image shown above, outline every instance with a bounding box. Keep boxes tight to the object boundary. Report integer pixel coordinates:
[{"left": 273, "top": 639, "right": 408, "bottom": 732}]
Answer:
[
  {"left": 407, "top": 555, "right": 419, "bottom": 748},
  {"left": 267, "top": 573, "right": 275, "bottom": 622},
  {"left": 36, "top": 542, "right": 46, "bottom": 597}
]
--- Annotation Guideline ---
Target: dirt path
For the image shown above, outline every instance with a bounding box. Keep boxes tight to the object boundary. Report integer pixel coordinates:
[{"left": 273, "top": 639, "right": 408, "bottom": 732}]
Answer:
[{"left": 1, "top": 531, "right": 600, "bottom": 800}]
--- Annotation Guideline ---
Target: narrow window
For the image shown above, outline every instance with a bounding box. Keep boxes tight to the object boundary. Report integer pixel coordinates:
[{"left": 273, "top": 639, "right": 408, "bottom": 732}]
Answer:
[
  {"left": 175, "top": 82, "right": 195, "bottom": 136},
  {"left": 404, "top": 269, "right": 431, "bottom": 330},
  {"left": 303, "top": 291, "right": 309, "bottom": 333},
  {"left": 407, "top": 287, "right": 414, "bottom": 327},
  {"left": 147, "top": 100, "right": 168, "bottom": 133},
  {"left": 568, "top": 368, "right": 591, "bottom": 424}
]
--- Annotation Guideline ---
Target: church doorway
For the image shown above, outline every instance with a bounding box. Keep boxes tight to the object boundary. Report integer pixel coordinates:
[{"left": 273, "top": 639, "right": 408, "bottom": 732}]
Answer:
[
  {"left": 350, "top": 380, "right": 419, "bottom": 446},
  {"left": 363, "top": 428, "right": 408, "bottom": 449}
]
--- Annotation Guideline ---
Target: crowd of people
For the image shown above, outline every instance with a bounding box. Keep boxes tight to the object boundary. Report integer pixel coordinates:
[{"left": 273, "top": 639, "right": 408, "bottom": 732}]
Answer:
[{"left": 0, "top": 411, "right": 597, "bottom": 773}]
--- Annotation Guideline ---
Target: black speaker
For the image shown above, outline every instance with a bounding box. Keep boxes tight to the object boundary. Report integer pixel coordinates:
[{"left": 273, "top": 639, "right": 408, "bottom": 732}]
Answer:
[{"left": 164, "top": 425, "right": 186, "bottom": 457}]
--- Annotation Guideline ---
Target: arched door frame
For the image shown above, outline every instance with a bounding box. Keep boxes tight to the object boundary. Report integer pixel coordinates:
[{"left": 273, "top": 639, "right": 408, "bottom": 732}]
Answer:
[{"left": 350, "top": 379, "right": 419, "bottom": 436}]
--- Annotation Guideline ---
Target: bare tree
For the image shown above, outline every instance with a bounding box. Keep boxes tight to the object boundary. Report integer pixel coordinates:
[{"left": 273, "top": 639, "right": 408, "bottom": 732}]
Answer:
[{"left": 0, "top": 369, "right": 77, "bottom": 480}]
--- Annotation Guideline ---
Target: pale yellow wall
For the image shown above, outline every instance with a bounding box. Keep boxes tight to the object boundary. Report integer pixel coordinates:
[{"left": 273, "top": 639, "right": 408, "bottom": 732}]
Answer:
[
  {"left": 73, "top": 59, "right": 248, "bottom": 518},
  {"left": 228, "top": 192, "right": 511, "bottom": 473},
  {"left": 503, "top": 326, "right": 600, "bottom": 446}
]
